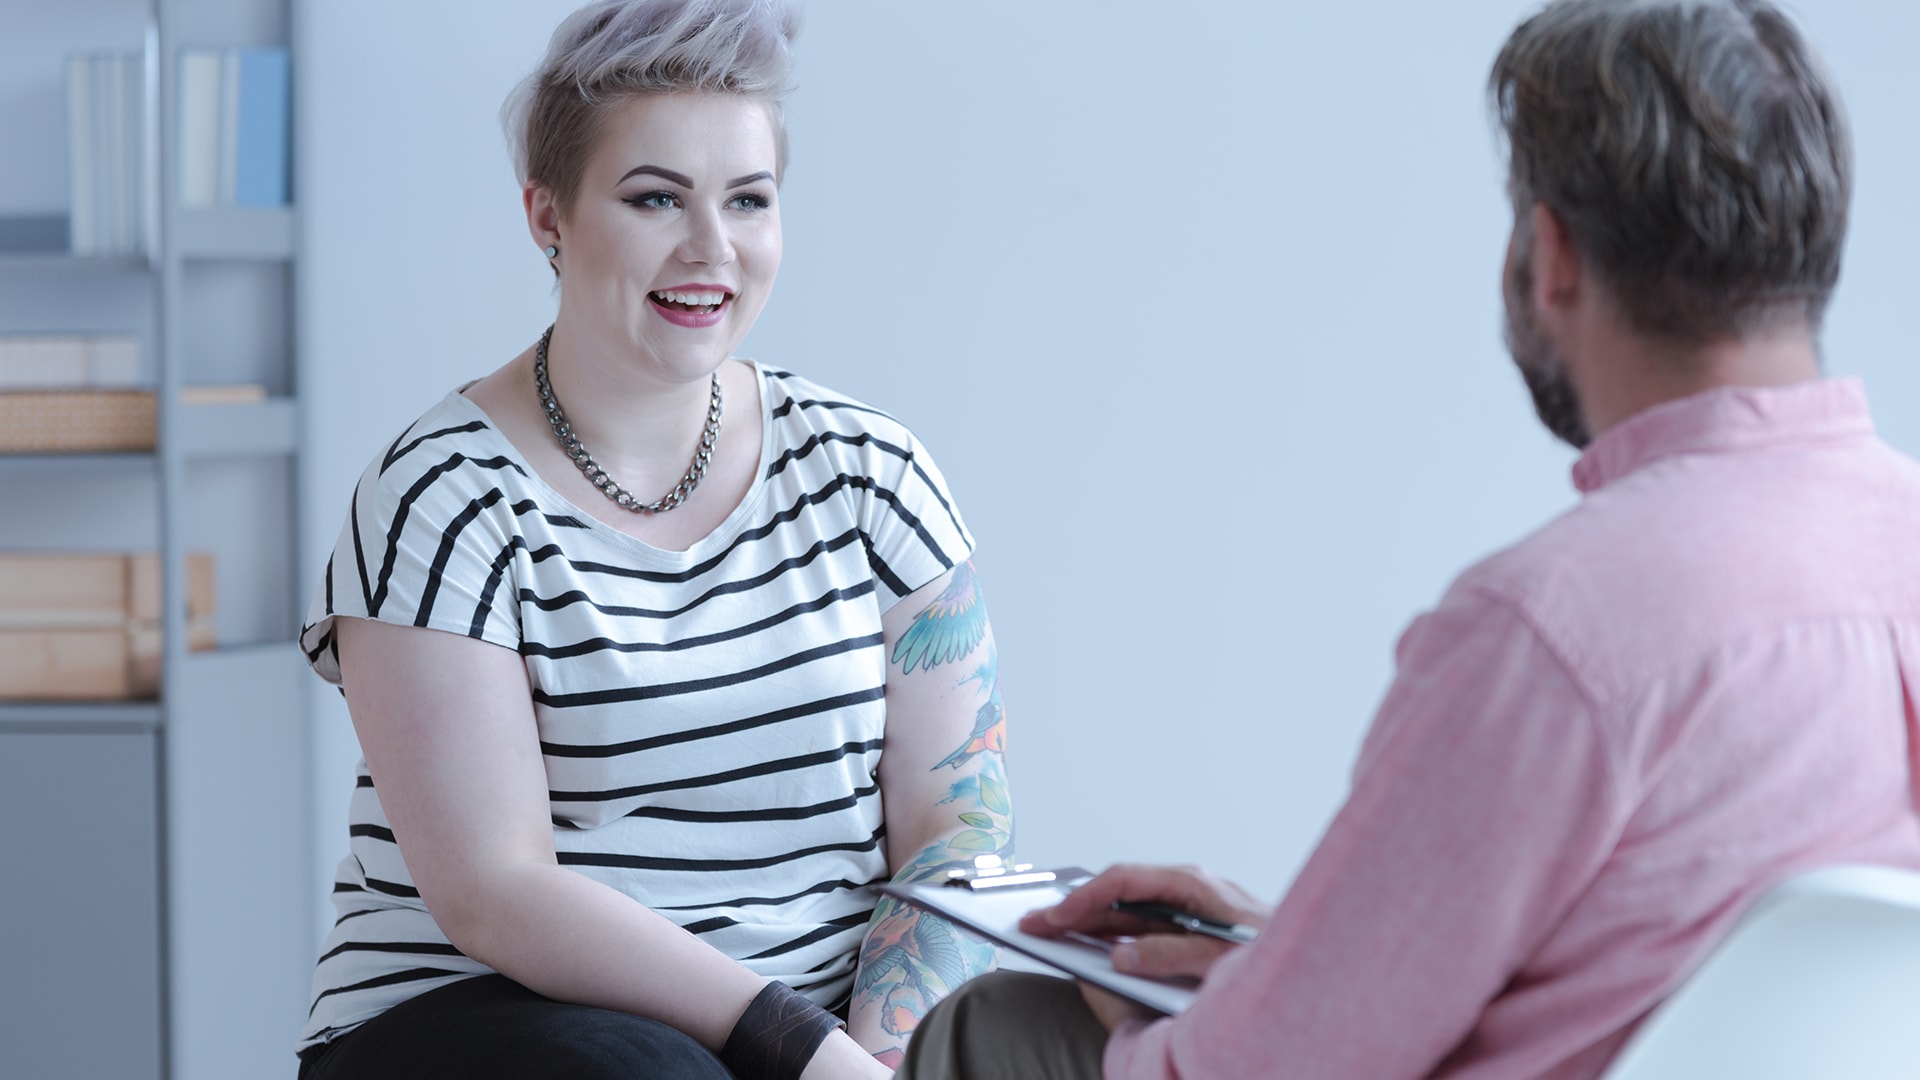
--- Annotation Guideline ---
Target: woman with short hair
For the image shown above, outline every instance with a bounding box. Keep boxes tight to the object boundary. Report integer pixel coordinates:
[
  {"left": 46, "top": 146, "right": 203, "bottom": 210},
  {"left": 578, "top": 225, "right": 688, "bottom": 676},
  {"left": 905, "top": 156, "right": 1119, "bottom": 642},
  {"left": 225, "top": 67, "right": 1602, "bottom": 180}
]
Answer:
[{"left": 295, "top": 3, "right": 1009, "bottom": 1076}]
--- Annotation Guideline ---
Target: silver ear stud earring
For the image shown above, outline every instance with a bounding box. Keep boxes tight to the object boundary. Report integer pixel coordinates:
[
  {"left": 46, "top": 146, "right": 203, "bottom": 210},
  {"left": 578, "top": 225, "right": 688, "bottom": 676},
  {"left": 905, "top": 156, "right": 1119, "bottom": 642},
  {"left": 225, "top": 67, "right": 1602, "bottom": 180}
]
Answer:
[{"left": 544, "top": 245, "right": 559, "bottom": 258}]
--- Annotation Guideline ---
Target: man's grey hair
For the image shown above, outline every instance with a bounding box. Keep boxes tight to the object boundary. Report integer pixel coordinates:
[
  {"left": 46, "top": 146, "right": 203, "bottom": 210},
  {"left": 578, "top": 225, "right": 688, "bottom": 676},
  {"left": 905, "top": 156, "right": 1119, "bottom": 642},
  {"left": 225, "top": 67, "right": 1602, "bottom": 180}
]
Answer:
[
  {"left": 502, "top": 0, "right": 800, "bottom": 217},
  {"left": 1491, "top": 0, "right": 1850, "bottom": 343}
]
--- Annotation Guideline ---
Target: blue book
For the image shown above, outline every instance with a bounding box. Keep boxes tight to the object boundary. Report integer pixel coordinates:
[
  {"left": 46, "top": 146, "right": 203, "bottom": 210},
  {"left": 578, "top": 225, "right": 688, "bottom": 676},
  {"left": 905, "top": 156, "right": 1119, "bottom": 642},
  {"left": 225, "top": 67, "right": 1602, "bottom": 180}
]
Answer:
[{"left": 233, "top": 47, "right": 290, "bottom": 207}]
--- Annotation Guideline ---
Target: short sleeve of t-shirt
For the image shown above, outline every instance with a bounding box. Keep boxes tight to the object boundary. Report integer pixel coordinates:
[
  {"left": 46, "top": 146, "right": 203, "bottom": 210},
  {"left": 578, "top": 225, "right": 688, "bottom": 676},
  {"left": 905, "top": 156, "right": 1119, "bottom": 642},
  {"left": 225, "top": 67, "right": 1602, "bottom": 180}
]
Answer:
[
  {"left": 849, "top": 421, "right": 975, "bottom": 610},
  {"left": 300, "top": 400, "right": 526, "bottom": 685}
]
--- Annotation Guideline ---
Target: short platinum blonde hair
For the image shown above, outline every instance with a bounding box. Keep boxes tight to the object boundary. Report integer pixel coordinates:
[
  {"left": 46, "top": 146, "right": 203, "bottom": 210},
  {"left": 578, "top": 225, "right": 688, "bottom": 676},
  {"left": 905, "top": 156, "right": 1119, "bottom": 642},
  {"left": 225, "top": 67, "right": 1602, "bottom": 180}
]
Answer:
[
  {"left": 1492, "top": 0, "right": 1850, "bottom": 342},
  {"left": 502, "top": 0, "right": 800, "bottom": 217}
]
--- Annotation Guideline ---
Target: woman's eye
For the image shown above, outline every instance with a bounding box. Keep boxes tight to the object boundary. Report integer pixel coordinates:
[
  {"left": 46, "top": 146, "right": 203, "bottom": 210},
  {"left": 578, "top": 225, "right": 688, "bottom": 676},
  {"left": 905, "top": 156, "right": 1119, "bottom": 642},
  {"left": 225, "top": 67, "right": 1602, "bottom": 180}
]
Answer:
[
  {"left": 624, "top": 191, "right": 677, "bottom": 210},
  {"left": 728, "top": 193, "right": 772, "bottom": 211}
]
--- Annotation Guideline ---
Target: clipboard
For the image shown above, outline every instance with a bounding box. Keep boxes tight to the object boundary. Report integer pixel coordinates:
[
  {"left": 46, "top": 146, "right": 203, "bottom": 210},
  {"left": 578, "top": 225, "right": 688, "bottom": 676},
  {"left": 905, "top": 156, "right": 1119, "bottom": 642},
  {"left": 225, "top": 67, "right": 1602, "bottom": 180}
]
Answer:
[{"left": 875, "top": 860, "right": 1199, "bottom": 1016}]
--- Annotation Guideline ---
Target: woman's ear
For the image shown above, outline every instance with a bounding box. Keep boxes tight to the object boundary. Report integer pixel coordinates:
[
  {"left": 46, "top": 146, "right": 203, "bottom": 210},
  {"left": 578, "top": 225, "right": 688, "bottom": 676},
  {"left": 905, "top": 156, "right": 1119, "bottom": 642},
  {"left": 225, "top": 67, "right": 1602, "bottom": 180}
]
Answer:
[{"left": 524, "top": 182, "right": 562, "bottom": 254}]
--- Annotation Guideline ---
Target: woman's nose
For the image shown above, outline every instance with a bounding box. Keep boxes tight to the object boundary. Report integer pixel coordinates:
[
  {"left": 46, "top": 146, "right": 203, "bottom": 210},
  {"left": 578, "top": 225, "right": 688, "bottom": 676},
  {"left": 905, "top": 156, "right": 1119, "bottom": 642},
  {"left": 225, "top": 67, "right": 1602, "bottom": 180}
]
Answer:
[{"left": 676, "top": 206, "right": 734, "bottom": 267}]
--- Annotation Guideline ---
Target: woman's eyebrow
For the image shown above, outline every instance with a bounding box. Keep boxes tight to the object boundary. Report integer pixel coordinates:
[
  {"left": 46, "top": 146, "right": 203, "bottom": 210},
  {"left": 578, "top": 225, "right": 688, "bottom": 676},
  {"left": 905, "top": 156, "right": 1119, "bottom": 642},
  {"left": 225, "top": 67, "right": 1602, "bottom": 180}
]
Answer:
[
  {"left": 619, "top": 164, "right": 695, "bottom": 186},
  {"left": 727, "top": 171, "right": 774, "bottom": 188}
]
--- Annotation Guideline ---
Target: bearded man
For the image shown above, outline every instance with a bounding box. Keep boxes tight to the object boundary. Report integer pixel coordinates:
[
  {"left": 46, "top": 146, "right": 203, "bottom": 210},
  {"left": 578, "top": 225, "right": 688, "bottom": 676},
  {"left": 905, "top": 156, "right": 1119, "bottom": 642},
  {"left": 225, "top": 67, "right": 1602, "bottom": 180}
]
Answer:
[{"left": 900, "top": 1, "right": 1920, "bottom": 1077}]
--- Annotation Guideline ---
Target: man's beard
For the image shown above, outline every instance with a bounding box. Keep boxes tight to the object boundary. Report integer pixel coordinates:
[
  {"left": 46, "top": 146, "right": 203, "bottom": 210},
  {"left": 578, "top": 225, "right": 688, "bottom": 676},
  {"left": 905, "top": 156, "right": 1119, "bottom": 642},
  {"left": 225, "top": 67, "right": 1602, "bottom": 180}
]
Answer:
[{"left": 1503, "top": 245, "right": 1591, "bottom": 450}]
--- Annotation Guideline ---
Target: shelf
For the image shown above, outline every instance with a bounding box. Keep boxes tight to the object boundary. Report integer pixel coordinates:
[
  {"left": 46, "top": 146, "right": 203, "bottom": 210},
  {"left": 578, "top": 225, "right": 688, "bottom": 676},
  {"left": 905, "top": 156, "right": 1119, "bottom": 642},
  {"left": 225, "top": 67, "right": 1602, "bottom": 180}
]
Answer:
[
  {"left": 0, "top": 700, "right": 161, "bottom": 732},
  {"left": 0, "top": 645, "right": 298, "bottom": 732},
  {"left": 0, "top": 399, "right": 295, "bottom": 464},
  {"left": 179, "top": 396, "right": 296, "bottom": 457},
  {"left": 174, "top": 207, "right": 295, "bottom": 261},
  {"left": 0, "top": 450, "right": 155, "bottom": 470},
  {"left": 0, "top": 216, "right": 150, "bottom": 273},
  {"left": 0, "top": 209, "right": 296, "bottom": 267}
]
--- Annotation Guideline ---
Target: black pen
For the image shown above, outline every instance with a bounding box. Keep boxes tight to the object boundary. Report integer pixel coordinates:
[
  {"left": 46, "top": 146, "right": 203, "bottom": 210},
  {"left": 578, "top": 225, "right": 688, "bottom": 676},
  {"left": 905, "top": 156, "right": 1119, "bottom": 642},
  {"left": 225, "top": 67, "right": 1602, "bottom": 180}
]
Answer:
[{"left": 1110, "top": 901, "right": 1259, "bottom": 944}]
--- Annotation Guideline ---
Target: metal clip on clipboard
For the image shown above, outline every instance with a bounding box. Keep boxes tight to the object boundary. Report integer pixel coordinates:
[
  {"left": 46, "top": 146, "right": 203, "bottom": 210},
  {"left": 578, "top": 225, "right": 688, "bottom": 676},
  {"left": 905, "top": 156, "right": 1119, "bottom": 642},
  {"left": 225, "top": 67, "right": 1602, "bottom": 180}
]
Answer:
[{"left": 941, "top": 855, "right": 1092, "bottom": 892}]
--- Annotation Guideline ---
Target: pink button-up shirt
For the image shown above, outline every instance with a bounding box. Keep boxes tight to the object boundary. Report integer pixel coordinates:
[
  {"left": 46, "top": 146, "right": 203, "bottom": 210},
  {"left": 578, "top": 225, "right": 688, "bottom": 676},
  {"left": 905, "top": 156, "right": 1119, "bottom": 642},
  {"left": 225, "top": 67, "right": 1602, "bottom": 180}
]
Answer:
[{"left": 1107, "top": 378, "right": 1920, "bottom": 1079}]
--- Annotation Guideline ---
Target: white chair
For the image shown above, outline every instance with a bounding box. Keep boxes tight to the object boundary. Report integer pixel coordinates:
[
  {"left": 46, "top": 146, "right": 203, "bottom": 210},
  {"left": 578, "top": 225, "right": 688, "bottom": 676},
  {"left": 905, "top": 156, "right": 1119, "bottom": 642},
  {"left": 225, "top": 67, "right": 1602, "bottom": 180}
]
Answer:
[{"left": 1603, "top": 864, "right": 1920, "bottom": 1079}]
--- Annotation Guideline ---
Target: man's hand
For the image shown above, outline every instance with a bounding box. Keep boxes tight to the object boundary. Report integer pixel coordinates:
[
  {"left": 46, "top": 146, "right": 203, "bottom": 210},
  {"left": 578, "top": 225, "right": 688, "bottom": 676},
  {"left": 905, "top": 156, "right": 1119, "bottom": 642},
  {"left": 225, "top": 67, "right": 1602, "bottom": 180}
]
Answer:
[{"left": 1021, "top": 864, "right": 1272, "bottom": 983}]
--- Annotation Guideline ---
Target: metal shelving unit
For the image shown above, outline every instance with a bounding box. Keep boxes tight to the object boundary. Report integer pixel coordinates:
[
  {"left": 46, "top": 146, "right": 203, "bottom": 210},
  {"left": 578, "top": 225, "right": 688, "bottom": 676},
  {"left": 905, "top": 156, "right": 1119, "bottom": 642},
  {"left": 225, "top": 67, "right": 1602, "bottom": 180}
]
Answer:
[{"left": 0, "top": 1, "right": 309, "bottom": 1076}]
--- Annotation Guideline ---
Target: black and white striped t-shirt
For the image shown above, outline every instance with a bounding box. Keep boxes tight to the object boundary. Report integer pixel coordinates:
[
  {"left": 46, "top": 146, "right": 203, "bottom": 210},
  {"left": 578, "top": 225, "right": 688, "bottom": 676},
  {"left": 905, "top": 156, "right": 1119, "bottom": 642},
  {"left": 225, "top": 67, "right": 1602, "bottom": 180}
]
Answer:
[{"left": 296, "top": 362, "right": 973, "bottom": 1051}]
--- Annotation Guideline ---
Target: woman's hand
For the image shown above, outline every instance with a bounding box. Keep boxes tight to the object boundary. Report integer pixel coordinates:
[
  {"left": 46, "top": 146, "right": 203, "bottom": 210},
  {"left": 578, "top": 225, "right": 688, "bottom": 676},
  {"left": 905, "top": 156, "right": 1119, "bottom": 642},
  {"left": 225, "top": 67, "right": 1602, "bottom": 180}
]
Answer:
[{"left": 1021, "top": 864, "right": 1272, "bottom": 983}]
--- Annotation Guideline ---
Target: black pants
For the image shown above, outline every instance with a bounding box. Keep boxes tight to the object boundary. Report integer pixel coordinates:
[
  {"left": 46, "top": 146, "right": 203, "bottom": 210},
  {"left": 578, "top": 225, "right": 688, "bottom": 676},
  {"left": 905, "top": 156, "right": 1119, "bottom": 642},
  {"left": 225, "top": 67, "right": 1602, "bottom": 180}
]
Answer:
[{"left": 297, "top": 974, "right": 732, "bottom": 1080}]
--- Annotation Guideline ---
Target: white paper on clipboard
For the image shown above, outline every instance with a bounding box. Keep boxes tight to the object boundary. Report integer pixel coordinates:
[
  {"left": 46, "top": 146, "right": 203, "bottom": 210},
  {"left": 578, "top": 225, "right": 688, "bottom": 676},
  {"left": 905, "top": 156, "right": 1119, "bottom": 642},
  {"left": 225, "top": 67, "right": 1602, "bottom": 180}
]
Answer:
[{"left": 875, "top": 880, "right": 1199, "bottom": 1015}]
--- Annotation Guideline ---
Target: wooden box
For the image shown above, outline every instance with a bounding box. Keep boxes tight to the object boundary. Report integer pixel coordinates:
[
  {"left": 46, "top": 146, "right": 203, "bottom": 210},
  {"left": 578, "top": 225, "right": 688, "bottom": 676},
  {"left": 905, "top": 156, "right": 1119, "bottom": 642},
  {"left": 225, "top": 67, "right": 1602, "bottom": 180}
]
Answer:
[
  {"left": 0, "top": 552, "right": 216, "bottom": 700},
  {"left": 0, "top": 390, "right": 157, "bottom": 453}
]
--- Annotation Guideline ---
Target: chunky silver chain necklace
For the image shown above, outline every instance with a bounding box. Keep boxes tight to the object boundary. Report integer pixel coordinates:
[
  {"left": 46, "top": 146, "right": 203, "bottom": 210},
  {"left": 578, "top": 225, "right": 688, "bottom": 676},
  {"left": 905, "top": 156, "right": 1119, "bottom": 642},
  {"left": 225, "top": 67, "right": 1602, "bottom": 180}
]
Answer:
[{"left": 533, "top": 324, "right": 722, "bottom": 514}]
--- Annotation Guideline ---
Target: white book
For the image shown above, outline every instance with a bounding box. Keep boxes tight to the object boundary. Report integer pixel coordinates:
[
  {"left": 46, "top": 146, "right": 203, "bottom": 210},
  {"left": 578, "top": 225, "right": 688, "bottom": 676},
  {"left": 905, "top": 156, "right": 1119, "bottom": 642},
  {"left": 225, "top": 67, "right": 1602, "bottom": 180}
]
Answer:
[
  {"left": 67, "top": 56, "right": 95, "bottom": 254},
  {"left": 0, "top": 337, "right": 89, "bottom": 390},
  {"left": 179, "top": 50, "right": 222, "bottom": 208}
]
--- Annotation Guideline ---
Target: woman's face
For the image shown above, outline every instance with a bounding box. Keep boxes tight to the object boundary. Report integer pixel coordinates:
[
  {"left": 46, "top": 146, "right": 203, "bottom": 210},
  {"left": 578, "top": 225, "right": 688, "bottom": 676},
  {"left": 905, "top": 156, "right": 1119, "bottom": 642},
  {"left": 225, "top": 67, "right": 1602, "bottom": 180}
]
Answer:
[{"left": 549, "top": 92, "right": 783, "bottom": 383}]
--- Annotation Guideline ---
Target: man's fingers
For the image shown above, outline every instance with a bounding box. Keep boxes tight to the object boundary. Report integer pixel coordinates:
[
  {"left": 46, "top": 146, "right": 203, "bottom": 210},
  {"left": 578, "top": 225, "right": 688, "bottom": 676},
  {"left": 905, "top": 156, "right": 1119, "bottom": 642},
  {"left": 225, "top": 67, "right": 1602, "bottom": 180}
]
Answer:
[
  {"left": 1112, "top": 933, "right": 1235, "bottom": 980},
  {"left": 1019, "top": 863, "right": 1272, "bottom": 937}
]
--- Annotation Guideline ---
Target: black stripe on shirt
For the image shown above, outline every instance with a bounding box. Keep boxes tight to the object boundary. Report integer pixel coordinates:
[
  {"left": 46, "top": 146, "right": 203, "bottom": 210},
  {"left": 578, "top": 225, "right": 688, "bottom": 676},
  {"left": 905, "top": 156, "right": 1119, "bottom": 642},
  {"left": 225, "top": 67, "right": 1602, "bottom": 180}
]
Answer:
[
  {"left": 620, "top": 782, "right": 880, "bottom": 824},
  {"left": 351, "top": 489, "right": 375, "bottom": 614},
  {"left": 417, "top": 487, "right": 510, "bottom": 626},
  {"left": 350, "top": 823, "right": 397, "bottom": 845},
  {"left": 318, "top": 939, "right": 466, "bottom": 966},
  {"left": 768, "top": 394, "right": 897, "bottom": 426},
  {"left": 651, "top": 876, "right": 882, "bottom": 912},
  {"left": 524, "top": 579, "right": 877, "bottom": 661},
  {"left": 533, "top": 632, "right": 882, "bottom": 709},
  {"left": 363, "top": 876, "right": 422, "bottom": 899},
  {"left": 743, "top": 912, "right": 870, "bottom": 961},
  {"left": 308, "top": 967, "right": 466, "bottom": 1017},
  {"left": 369, "top": 452, "right": 528, "bottom": 618},
  {"left": 542, "top": 470, "right": 906, "bottom": 588},
  {"left": 550, "top": 738, "right": 885, "bottom": 803},
  {"left": 554, "top": 822, "right": 884, "bottom": 873},
  {"left": 541, "top": 686, "right": 884, "bottom": 758},
  {"left": 859, "top": 475, "right": 953, "bottom": 576},
  {"left": 860, "top": 534, "right": 913, "bottom": 599},
  {"left": 383, "top": 420, "right": 490, "bottom": 474},
  {"left": 763, "top": 430, "right": 911, "bottom": 482},
  {"left": 679, "top": 916, "right": 737, "bottom": 935},
  {"left": 519, "top": 528, "right": 865, "bottom": 624},
  {"left": 764, "top": 429, "right": 969, "bottom": 550}
]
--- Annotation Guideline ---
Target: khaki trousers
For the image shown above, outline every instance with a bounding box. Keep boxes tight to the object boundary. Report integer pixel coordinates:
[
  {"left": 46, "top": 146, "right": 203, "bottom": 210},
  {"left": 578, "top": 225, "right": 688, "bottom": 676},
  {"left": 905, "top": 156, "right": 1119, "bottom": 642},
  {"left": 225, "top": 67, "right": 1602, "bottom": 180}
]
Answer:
[{"left": 899, "top": 971, "right": 1109, "bottom": 1080}]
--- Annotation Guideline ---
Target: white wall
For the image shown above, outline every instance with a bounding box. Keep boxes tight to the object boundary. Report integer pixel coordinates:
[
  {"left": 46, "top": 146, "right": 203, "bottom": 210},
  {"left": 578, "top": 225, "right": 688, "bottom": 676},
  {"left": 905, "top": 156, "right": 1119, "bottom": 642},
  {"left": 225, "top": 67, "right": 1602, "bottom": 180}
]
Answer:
[{"left": 296, "top": 0, "right": 1920, "bottom": 945}]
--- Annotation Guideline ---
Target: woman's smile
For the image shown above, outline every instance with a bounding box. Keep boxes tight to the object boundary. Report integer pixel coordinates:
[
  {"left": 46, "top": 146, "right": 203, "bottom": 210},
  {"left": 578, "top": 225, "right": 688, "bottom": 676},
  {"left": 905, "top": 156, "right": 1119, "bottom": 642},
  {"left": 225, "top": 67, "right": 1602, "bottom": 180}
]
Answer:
[{"left": 648, "top": 284, "right": 735, "bottom": 328}]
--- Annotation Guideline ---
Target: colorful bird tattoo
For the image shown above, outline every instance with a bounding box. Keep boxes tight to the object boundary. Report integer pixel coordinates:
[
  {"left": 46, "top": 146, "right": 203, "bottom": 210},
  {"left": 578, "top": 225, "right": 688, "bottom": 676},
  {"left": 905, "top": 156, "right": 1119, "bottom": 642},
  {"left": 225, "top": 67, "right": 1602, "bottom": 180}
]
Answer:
[
  {"left": 934, "top": 651, "right": 1005, "bottom": 770},
  {"left": 891, "top": 562, "right": 989, "bottom": 675}
]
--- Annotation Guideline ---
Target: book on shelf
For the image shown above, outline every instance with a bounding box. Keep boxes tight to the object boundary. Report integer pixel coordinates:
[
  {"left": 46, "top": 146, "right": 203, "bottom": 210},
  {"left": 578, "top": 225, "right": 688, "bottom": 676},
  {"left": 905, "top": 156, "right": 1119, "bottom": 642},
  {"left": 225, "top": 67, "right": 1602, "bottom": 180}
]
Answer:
[
  {"left": 66, "top": 51, "right": 146, "bottom": 257},
  {"left": 0, "top": 335, "right": 141, "bottom": 390},
  {"left": 178, "top": 46, "right": 291, "bottom": 209},
  {"left": 0, "top": 552, "right": 217, "bottom": 701}
]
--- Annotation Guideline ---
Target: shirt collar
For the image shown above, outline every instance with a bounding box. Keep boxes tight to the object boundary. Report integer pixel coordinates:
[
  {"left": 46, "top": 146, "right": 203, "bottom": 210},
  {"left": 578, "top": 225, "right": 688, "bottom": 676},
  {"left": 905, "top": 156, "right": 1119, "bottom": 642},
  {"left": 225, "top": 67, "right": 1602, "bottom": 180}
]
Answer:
[{"left": 1571, "top": 377, "right": 1875, "bottom": 494}]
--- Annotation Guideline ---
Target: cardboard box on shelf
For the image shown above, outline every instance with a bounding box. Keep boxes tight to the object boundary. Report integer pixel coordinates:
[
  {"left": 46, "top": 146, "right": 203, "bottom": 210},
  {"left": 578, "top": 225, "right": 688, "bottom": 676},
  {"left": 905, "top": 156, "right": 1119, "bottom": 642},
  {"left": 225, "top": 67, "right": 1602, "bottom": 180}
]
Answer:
[
  {"left": 0, "top": 628, "right": 135, "bottom": 700},
  {"left": 0, "top": 390, "right": 157, "bottom": 452},
  {"left": 0, "top": 551, "right": 218, "bottom": 701}
]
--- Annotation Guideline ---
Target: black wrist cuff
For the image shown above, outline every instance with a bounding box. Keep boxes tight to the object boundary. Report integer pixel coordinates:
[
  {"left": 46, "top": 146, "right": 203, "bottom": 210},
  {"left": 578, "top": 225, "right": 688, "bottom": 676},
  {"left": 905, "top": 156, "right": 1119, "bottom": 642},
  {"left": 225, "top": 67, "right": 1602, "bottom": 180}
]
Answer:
[{"left": 720, "top": 981, "right": 844, "bottom": 1080}]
